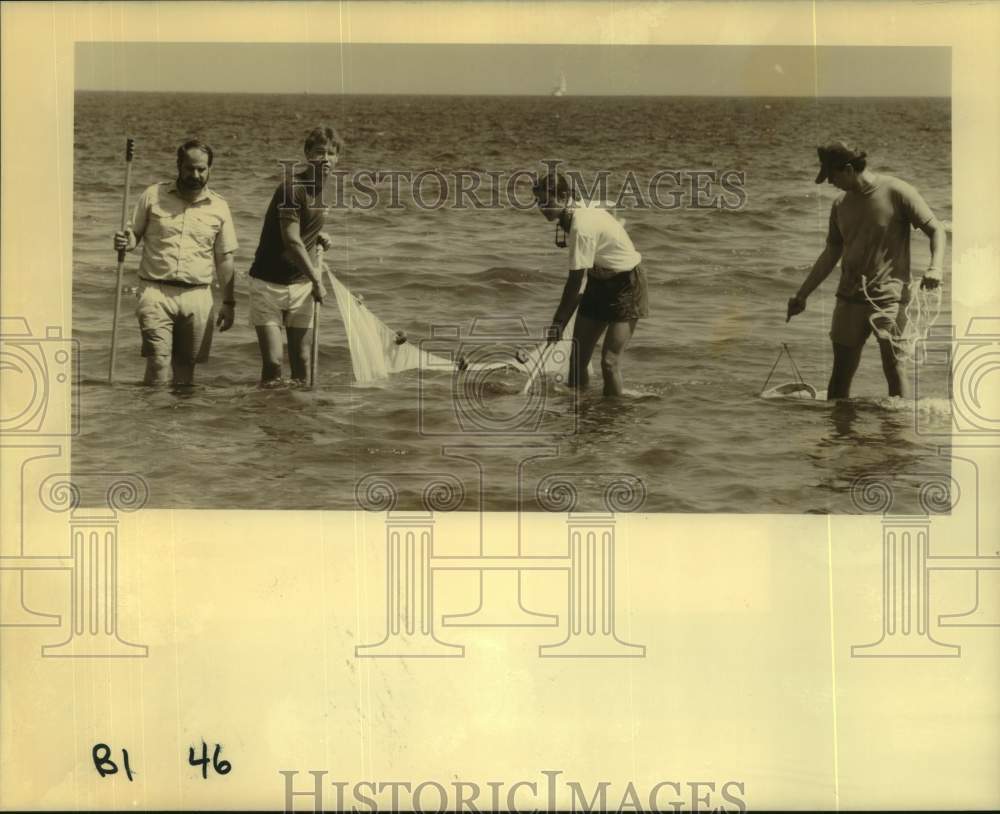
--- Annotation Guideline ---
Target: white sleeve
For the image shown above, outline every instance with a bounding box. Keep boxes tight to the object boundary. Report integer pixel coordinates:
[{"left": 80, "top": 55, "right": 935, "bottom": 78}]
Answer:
[
  {"left": 568, "top": 230, "right": 595, "bottom": 270},
  {"left": 128, "top": 185, "right": 153, "bottom": 240}
]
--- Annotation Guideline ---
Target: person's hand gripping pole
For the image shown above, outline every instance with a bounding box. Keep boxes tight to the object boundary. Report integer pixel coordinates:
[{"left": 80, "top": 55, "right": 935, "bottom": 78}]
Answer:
[{"left": 109, "top": 137, "right": 135, "bottom": 383}]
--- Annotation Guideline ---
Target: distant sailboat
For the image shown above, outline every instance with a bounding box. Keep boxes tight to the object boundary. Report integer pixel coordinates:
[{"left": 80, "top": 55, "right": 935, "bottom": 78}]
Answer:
[{"left": 551, "top": 72, "right": 567, "bottom": 97}]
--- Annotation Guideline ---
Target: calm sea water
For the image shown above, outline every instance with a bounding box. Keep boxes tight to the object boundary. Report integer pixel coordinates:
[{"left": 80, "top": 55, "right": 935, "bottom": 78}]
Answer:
[{"left": 72, "top": 92, "right": 953, "bottom": 512}]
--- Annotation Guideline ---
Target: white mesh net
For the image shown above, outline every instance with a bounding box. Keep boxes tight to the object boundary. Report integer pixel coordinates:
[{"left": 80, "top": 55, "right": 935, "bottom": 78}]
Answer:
[{"left": 324, "top": 266, "right": 577, "bottom": 385}]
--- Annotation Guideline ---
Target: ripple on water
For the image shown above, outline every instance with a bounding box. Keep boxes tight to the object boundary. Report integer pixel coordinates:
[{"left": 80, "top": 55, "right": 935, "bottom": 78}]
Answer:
[{"left": 71, "top": 92, "right": 952, "bottom": 512}]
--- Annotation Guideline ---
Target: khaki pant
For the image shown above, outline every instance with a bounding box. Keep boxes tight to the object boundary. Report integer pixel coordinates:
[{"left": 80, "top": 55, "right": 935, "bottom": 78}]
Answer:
[{"left": 135, "top": 280, "right": 214, "bottom": 364}]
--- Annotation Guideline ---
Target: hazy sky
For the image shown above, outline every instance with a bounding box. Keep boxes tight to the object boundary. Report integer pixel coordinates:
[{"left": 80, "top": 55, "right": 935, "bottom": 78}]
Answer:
[{"left": 76, "top": 43, "right": 950, "bottom": 96}]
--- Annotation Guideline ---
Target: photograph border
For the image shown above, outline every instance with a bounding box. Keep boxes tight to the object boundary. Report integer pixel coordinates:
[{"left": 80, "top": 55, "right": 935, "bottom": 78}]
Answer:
[{"left": 2, "top": 2, "right": 998, "bottom": 810}]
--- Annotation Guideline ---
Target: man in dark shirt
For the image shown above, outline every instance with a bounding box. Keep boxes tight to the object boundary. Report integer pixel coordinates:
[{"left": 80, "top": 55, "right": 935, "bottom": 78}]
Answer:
[
  {"left": 787, "top": 141, "right": 947, "bottom": 399},
  {"left": 248, "top": 126, "right": 342, "bottom": 385}
]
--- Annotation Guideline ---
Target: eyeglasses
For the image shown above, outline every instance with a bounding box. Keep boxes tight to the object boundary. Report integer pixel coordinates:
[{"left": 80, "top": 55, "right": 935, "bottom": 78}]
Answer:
[
  {"left": 534, "top": 197, "right": 568, "bottom": 248},
  {"left": 554, "top": 220, "right": 567, "bottom": 248}
]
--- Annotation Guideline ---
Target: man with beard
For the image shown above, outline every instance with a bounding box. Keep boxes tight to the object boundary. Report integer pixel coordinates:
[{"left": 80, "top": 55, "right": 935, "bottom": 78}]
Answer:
[{"left": 113, "top": 139, "right": 238, "bottom": 386}]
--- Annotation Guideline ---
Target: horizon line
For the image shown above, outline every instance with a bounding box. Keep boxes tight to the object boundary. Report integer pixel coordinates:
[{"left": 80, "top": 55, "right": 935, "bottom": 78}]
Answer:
[{"left": 75, "top": 89, "right": 951, "bottom": 99}]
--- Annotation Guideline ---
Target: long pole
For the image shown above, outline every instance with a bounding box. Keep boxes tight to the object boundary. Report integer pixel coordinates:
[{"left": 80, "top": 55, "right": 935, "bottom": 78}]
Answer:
[
  {"left": 310, "top": 246, "right": 322, "bottom": 387},
  {"left": 108, "top": 138, "right": 135, "bottom": 383}
]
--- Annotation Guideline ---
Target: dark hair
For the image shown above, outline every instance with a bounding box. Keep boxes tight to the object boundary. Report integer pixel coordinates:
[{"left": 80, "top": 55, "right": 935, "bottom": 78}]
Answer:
[
  {"left": 847, "top": 155, "right": 867, "bottom": 173},
  {"left": 304, "top": 126, "right": 344, "bottom": 155},
  {"left": 176, "top": 139, "right": 214, "bottom": 168},
  {"left": 531, "top": 171, "right": 571, "bottom": 203}
]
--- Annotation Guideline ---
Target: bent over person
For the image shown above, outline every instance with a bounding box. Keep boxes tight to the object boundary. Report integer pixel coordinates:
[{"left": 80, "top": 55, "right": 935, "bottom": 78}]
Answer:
[
  {"left": 787, "top": 141, "right": 947, "bottom": 399},
  {"left": 532, "top": 170, "right": 649, "bottom": 397},
  {"left": 113, "top": 139, "right": 238, "bottom": 386}
]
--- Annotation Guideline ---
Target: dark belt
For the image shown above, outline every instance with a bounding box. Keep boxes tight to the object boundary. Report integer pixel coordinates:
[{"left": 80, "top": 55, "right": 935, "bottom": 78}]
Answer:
[
  {"left": 590, "top": 265, "right": 639, "bottom": 280},
  {"left": 139, "top": 277, "right": 210, "bottom": 289}
]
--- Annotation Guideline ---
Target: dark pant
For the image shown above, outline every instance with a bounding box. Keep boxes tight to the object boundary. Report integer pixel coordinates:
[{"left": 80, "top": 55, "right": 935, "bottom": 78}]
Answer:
[{"left": 578, "top": 266, "right": 649, "bottom": 323}]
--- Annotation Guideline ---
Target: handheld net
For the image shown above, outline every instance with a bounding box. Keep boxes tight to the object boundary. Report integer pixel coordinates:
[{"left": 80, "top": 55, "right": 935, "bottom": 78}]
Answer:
[{"left": 759, "top": 342, "right": 817, "bottom": 399}]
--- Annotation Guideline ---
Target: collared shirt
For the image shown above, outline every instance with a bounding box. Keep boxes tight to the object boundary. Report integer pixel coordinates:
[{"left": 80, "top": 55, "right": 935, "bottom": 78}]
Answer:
[
  {"left": 567, "top": 203, "right": 642, "bottom": 277},
  {"left": 129, "top": 182, "right": 238, "bottom": 285}
]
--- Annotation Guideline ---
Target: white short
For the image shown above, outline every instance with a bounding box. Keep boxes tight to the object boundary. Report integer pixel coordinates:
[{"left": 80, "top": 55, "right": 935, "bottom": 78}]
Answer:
[{"left": 249, "top": 277, "right": 314, "bottom": 328}]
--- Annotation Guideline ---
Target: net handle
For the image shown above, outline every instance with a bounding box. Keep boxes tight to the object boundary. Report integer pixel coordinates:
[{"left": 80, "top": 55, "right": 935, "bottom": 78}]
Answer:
[
  {"left": 759, "top": 343, "right": 806, "bottom": 395},
  {"left": 759, "top": 346, "right": 785, "bottom": 395},
  {"left": 783, "top": 343, "right": 806, "bottom": 386}
]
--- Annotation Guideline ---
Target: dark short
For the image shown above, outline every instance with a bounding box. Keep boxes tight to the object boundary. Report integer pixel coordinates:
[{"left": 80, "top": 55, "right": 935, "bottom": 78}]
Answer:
[{"left": 578, "top": 266, "right": 649, "bottom": 323}]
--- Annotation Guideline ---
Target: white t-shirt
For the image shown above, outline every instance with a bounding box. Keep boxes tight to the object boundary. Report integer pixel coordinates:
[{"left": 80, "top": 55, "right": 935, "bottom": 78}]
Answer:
[{"left": 567, "top": 204, "right": 642, "bottom": 277}]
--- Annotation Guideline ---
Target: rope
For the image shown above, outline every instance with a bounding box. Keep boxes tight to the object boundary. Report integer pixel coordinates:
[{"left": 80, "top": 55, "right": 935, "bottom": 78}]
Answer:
[
  {"left": 760, "top": 346, "right": 786, "bottom": 395},
  {"left": 860, "top": 276, "right": 942, "bottom": 364},
  {"left": 784, "top": 342, "right": 806, "bottom": 386}
]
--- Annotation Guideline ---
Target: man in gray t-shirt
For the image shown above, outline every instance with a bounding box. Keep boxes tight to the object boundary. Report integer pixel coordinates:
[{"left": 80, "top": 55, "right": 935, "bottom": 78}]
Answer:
[{"left": 787, "top": 141, "right": 947, "bottom": 399}]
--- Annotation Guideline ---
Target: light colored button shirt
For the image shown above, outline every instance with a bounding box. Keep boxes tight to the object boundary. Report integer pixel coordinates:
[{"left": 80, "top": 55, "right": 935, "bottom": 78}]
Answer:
[
  {"left": 568, "top": 203, "right": 642, "bottom": 278},
  {"left": 129, "top": 182, "right": 238, "bottom": 285}
]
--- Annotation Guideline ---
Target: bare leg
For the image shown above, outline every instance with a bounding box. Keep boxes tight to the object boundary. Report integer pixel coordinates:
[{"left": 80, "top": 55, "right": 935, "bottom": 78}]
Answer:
[
  {"left": 600, "top": 319, "right": 638, "bottom": 397},
  {"left": 255, "top": 325, "right": 285, "bottom": 383},
  {"left": 827, "top": 341, "right": 864, "bottom": 400},
  {"left": 287, "top": 327, "right": 311, "bottom": 382},
  {"left": 877, "top": 337, "right": 910, "bottom": 398},
  {"left": 568, "top": 315, "right": 607, "bottom": 389}
]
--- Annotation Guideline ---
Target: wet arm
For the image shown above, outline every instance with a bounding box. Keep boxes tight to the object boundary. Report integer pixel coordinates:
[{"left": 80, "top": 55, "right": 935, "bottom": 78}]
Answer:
[
  {"left": 795, "top": 243, "right": 842, "bottom": 300},
  {"left": 920, "top": 218, "right": 947, "bottom": 277},
  {"left": 215, "top": 251, "right": 236, "bottom": 301},
  {"left": 551, "top": 269, "right": 587, "bottom": 331},
  {"left": 280, "top": 219, "right": 322, "bottom": 285}
]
